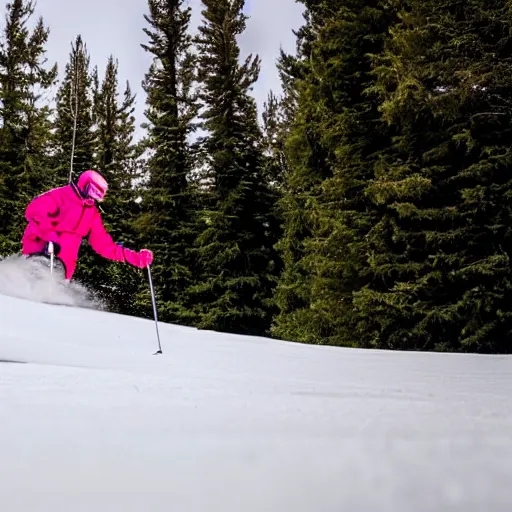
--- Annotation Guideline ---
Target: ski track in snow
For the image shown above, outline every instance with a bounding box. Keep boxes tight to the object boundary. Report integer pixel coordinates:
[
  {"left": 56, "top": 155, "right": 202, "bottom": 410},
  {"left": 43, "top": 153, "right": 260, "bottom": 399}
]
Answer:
[{"left": 1, "top": 289, "right": 512, "bottom": 511}]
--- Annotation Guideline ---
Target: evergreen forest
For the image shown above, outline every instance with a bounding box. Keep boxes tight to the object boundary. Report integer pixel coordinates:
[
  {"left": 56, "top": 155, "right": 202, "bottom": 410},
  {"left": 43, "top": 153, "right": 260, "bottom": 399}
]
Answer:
[{"left": 2, "top": 0, "right": 512, "bottom": 353}]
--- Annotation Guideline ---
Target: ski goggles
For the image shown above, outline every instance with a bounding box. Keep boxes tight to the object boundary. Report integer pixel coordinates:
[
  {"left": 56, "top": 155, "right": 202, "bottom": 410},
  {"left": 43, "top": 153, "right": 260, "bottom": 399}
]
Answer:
[{"left": 86, "top": 181, "right": 107, "bottom": 202}]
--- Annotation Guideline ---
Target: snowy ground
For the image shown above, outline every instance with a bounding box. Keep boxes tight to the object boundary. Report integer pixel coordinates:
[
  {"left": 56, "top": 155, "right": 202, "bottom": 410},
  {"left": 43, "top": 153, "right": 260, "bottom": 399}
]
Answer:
[{"left": 1, "top": 268, "right": 512, "bottom": 511}]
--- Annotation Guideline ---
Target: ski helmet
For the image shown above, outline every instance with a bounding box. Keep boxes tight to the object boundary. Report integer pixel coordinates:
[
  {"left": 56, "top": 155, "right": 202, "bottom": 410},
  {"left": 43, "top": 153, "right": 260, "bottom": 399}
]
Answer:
[{"left": 77, "top": 170, "right": 108, "bottom": 202}]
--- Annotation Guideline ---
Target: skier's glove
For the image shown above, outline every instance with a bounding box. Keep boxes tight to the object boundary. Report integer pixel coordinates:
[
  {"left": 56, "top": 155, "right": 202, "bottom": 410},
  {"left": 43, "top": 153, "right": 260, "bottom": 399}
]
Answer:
[
  {"left": 44, "top": 241, "right": 61, "bottom": 257},
  {"left": 138, "top": 249, "right": 154, "bottom": 267},
  {"left": 124, "top": 248, "right": 153, "bottom": 269}
]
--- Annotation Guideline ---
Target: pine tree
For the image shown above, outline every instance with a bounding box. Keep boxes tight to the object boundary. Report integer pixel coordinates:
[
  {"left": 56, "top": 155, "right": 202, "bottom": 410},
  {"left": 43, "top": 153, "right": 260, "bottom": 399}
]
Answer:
[
  {"left": 191, "top": 0, "right": 279, "bottom": 336},
  {"left": 272, "top": 0, "right": 395, "bottom": 346},
  {"left": 53, "top": 35, "right": 95, "bottom": 184},
  {"left": 0, "top": 0, "right": 57, "bottom": 255},
  {"left": 355, "top": 0, "right": 512, "bottom": 353},
  {"left": 270, "top": 3, "right": 331, "bottom": 342},
  {"left": 93, "top": 56, "right": 138, "bottom": 236},
  {"left": 138, "top": 0, "right": 199, "bottom": 325}
]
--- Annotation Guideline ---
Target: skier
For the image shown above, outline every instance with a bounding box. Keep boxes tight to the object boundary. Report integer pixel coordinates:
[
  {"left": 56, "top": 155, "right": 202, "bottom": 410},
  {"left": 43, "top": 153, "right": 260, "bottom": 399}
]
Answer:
[{"left": 21, "top": 170, "right": 153, "bottom": 280}]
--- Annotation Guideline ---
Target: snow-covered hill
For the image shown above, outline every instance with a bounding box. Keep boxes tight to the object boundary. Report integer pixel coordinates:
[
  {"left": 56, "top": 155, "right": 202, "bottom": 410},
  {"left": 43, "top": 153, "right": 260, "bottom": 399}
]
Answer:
[{"left": 1, "top": 266, "right": 512, "bottom": 511}]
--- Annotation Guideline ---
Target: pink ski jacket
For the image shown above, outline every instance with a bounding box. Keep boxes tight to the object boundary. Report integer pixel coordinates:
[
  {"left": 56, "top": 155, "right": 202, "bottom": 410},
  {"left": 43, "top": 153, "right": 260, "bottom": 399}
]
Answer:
[{"left": 22, "top": 183, "right": 127, "bottom": 280}]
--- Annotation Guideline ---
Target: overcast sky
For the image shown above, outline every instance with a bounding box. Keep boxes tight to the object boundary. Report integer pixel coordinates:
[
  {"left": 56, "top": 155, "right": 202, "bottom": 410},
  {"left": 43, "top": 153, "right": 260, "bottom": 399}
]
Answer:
[{"left": 27, "top": 0, "right": 305, "bottom": 137}]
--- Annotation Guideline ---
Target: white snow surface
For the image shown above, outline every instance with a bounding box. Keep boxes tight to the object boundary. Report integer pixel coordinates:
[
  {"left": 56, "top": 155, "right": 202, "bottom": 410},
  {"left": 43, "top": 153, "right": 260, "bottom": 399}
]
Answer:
[{"left": 1, "top": 266, "right": 512, "bottom": 511}]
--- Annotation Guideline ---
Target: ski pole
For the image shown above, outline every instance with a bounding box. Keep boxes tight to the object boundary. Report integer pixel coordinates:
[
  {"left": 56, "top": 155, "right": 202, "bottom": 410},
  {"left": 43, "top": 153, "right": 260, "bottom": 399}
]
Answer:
[{"left": 147, "top": 265, "right": 163, "bottom": 355}]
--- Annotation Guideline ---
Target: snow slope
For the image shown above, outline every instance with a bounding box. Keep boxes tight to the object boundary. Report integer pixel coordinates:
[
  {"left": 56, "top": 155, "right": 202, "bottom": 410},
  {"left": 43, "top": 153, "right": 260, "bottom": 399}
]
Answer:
[{"left": 1, "top": 285, "right": 512, "bottom": 511}]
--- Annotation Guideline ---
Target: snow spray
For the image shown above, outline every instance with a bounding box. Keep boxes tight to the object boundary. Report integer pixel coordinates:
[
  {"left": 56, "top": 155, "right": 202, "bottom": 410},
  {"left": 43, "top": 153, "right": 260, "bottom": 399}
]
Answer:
[{"left": 0, "top": 255, "right": 105, "bottom": 310}]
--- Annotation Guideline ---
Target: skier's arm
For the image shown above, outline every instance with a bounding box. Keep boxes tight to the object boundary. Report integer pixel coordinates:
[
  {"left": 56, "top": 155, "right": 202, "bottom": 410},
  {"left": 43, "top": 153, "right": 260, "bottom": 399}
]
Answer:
[
  {"left": 25, "top": 189, "right": 61, "bottom": 240},
  {"left": 26, "top": 190, "right": 60, "bottom": 224},
  {"left": 87, "top": 211, "right": 153, "bottom": 268},
  {"left": 87, "top": 212, "right": 126, "bottom": 262}
]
